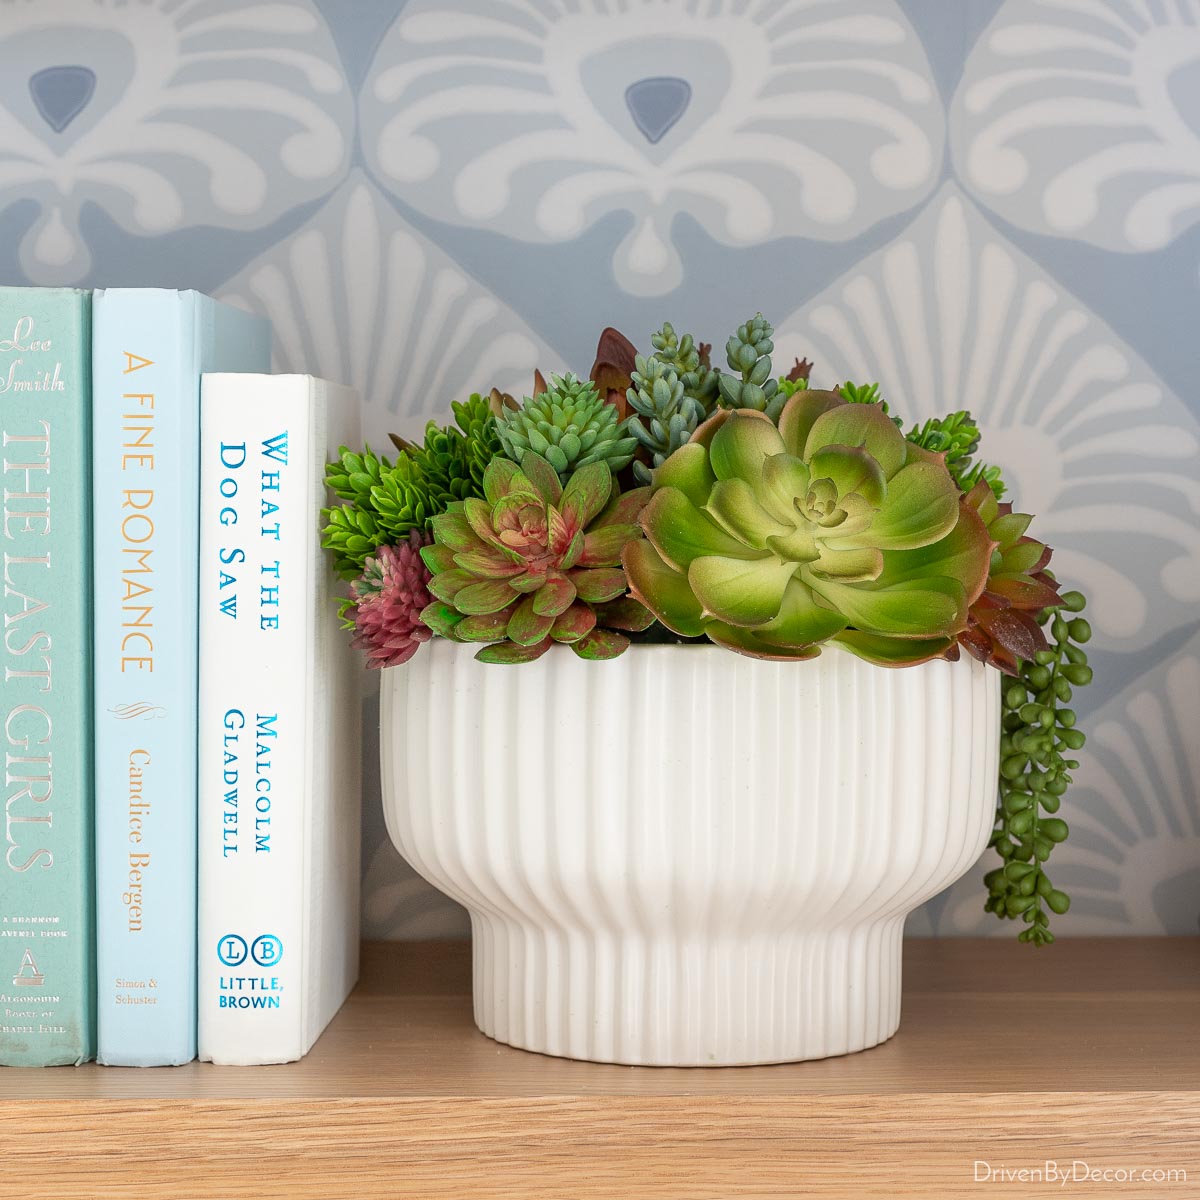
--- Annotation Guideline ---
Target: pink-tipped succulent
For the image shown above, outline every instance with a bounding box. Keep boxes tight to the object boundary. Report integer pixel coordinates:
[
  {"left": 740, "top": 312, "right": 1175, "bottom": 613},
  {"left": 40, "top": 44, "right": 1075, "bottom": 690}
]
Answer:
[
  {"left": 419, "top": 452, "right": 653, "bottom": 663},
  {"left": 350, "top": 530, "right": 435, "bottom": 669}
]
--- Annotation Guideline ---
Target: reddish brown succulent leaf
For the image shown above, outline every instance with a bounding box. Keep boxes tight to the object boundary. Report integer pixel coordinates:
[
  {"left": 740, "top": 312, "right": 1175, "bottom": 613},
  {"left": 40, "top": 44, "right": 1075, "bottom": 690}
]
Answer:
[
  {"left": 786, "top": 357, "right": 814, "bottom": 384},
  {"left": 589, "top": 327, "right": 638, "bottom": 419},
  {"left": 957, "top": 482, "right": 1063, "bottom": 675},
  {"left": 488, "top": 387, "right": 518, "bottom": 417},
  {"left": 988, "top": 575, "right": 1063, "bottom": 609},
  {"left": 963, "top": 607, "right": 1048, "bottom": 675}
]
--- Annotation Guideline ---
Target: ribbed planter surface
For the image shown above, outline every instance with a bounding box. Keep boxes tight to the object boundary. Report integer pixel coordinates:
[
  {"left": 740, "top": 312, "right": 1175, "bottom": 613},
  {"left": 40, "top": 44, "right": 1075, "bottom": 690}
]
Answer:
[{"left": 381, "top": 640, "right": 999, "bottom": 1066}]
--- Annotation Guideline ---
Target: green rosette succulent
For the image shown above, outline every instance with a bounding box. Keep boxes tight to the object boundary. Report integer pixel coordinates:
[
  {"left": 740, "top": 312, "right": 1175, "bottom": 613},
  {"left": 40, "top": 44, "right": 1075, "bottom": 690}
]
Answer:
[
  {"left": 623, "top": 390, "right": 994, "bottom": 664},
  {"left": 496, "top": 372, "right": 637, "bottom": 482},
  {"left": 419, "top": 453, "right": 653, "bottom": 664}
]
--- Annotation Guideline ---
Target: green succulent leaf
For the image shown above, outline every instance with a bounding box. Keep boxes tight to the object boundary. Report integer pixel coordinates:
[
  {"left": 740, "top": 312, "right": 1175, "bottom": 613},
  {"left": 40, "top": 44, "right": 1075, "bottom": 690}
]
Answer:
[
  {"left": 705, "top": 478, "right": 789, "bottom": 547},
  {"left": 454, "top": 578, "right": 520, "bottom": 615},
  {"left": 418, "top": 602, "right": 465, "bottom": 640},
  {"left": 455, "top": 611, "right": 512, "bottom": 642},
  {"left": 561, "top": 460, "right": 614, "bottom": 528},
  {"left": 507, "top": 596, "right": 556, "bottom": 646},
  {"left": 834, "top": 629, "right": 957, "bottom": 667},
  {"left": 570, "top": 628, "right": 630, "bottom": 661},
  {"left": 650, "top": 441, "right": 716, "bottom": 508},
  {"left": 569, "top": 567, "right": 628, "bottom": 604},
  {"left": 593, "top": 596, "right": 655, "bottom": 632},
  {"left": 706, "top": 622, "right": 822, "bottom": 661},
  {"left": 836, "top": 460, "right": 960, "bottom": 551},
  {"left": 808, "top": 445, "right": 886, "bottom": 508},
  {"left": 804, "top": 402, "right": 907, "bottom": 479},
  {"left": 755, "top": 578, "right": 847, "bottom": 647},
  {"left": 623, "top": 539, "right": 706, "bottom": 638},
  {"left": 777, "top": 389, "right": 843, "bottom": 457},
  {"left": 687, "top": 555, "right": 798, "bottom": 627},
  {"left": 808, "top": 575, "right": 966, "bottom": 639},
  {"left": 641, "top": 487, "right": 767, "bottom": 571},
  {"left": 708, "top": 412, "right": 786, "bottom": 482},
  {"left": 475, "top": 638, "right": 553, "bottom": 665},
  {"left": 531, "top": 574, "right": 577, "bottom": 617},
  {"left": 550, "top": 602, "right": 597, "bottom": 643},
  {"left": 518, "top": 451, "right": 564, "bottom": 506}
]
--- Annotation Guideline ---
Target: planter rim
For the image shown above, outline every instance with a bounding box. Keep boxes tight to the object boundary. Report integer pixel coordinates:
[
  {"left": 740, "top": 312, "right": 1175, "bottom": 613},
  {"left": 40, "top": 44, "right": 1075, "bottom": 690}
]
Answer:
[{"left": 386, "top": 637, "right": 990, "bottom": 670}]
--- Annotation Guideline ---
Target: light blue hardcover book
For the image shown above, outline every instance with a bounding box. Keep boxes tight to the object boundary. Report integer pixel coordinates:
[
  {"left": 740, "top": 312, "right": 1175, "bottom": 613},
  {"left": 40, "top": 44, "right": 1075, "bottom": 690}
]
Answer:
[
  {"left": 92, "top": 291, "right": 269, "bottom": 1066},
  {"left": 0, "top": 287, "right": 95, "bottom": 1067}
]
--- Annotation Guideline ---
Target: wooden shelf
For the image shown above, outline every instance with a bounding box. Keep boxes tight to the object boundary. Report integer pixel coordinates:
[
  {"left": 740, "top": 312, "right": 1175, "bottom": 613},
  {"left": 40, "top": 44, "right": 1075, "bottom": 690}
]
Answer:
[{"left": 3, "top": 938, "right": 1199, "bottom": 1198}]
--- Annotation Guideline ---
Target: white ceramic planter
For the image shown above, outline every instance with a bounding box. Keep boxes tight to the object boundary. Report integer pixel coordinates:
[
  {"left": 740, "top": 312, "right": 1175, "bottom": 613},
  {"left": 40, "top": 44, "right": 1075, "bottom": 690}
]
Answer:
[{"left": 381, "top": 639, "right": 999, "bottom": 1066}]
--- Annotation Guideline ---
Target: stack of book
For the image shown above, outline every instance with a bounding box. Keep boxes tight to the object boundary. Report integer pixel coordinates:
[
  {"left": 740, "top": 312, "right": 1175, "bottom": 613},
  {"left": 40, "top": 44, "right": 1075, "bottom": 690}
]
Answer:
[{"left": 0, "top": 287, "right": 362, "bottom": 1069}]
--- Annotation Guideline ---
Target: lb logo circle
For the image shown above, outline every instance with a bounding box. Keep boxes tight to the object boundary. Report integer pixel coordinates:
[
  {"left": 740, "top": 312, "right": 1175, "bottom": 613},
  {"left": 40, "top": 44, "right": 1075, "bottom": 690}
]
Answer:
[
  {"left": 251, "top": 935, "right": 283, "bottom": 967},
  {"left": 217, "top": 934, "right": 248, "bottom": 967}
]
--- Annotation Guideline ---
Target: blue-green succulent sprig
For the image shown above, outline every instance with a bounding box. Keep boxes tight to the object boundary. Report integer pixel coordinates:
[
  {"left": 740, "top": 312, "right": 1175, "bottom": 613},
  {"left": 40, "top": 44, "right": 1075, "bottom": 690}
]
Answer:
[
  {"left": 625, "top": 354, "right": 707, "bottom": 486},
  {"left": 651, "top": 321, "right": 719, "bottom": 413},
  {"left": 716, "top": 313, "right": 782, "bottom": 419}
]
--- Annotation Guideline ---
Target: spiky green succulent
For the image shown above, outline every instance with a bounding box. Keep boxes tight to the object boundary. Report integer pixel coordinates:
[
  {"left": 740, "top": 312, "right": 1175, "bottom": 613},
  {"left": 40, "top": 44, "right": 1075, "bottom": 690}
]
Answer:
[
  {"left": 395, "top": 393, "right": 502, "bottom": 505},
  {"left": 623, "top": 389, "right": 994, "bottom": 664},
  {"left": 322, "top": 448, "right": 448, "bottom": 581},
  {"left": 625, "top": 355, "right": 708, "bottom": 487},
  {"left": 651, "top": 322, "right": 719, "bottom": 411},
  {"left": 717, "top": 313, "right": 782, "bottom": 418},
  {"left": 907, "top": 410, "right": 1005, "bottom": 500},
  {"left": 496, "top": 372, "right": 637, "bottom": 482},
  {"left": 419, "top": 453, "right": 653, "bottom": 664}
]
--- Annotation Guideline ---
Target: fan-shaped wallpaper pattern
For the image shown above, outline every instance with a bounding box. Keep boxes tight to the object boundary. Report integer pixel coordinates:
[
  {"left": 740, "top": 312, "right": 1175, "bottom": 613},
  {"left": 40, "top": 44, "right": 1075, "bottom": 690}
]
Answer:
[{"left": 2, "top": 0, "right": 1197, "bottom": 937}]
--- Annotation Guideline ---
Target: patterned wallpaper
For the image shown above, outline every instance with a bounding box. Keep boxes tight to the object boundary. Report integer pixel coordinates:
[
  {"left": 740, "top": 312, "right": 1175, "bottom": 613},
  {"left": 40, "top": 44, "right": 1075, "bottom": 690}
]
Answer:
[{"left": 2, "top": 0, "right": 1197, "bottom": 938}]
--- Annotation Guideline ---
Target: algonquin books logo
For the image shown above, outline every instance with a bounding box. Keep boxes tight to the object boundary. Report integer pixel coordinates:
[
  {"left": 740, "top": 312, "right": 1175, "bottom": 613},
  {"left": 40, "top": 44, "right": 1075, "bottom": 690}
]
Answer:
[{"left": 12, "top": 947, "right": 44, "bottom": 987}]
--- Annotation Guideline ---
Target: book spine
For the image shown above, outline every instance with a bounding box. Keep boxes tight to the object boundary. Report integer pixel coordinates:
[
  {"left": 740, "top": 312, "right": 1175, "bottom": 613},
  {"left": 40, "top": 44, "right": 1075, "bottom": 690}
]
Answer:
[
  {"left": 0, "top": 288, "right": 95, "bottom": 1067},
  {"left": 92, "top": 291, "right": 197, "bottom": 1066},
  {"left": 198, "top": 376, "right": 311, "bottom": 1065}
]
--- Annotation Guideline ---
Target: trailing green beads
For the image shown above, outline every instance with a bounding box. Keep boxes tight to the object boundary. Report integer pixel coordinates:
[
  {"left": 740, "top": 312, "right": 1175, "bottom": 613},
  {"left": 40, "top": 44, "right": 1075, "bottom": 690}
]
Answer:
[{"left": 984, "top": 587, "right": 1090, "bottom": 944}]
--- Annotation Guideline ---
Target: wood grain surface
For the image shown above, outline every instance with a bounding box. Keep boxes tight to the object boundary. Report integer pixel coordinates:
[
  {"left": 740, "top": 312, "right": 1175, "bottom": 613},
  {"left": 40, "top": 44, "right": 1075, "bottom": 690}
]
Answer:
[{"left": 2, "top": 938, "right": 1198, "bottom": 1198}]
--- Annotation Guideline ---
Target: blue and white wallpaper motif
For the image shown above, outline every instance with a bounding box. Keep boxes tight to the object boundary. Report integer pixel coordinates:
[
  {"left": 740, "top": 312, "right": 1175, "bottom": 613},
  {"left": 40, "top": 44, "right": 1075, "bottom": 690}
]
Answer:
[{"left": 2, "top": 0, "right": 1197, "bottom": 937}]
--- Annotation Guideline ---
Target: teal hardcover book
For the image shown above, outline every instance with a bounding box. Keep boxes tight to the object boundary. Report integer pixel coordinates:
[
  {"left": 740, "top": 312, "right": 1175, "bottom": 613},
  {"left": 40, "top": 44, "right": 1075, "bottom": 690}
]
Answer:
[
  {"left": 92, "top": 291, "right": 269, "bottom": 1066},
  {"left": 0, "top": 287, "right": 95, "bottom": 1067}
]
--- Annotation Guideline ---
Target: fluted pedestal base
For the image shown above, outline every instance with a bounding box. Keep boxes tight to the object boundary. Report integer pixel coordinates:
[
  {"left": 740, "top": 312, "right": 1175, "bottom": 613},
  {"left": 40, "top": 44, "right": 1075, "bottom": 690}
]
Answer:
[
  {"left": 383, "top": 640, "right": 998, "bottom": 1067},
  {"left": 470, "top": 916, "right": 906, "bottom": 1065}
]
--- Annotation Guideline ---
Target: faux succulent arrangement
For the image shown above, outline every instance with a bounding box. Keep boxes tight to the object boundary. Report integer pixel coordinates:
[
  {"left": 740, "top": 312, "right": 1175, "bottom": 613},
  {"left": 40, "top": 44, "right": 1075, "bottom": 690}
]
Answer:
[{"left": 321, "top": 314, "right": 1092, "bottom": 945}]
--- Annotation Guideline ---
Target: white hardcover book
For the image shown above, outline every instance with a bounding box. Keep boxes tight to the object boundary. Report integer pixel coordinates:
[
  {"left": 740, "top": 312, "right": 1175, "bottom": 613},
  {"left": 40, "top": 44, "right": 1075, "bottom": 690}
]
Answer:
[{"left": 197, "top": 374, "right": 361, "bottom": 1065}]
